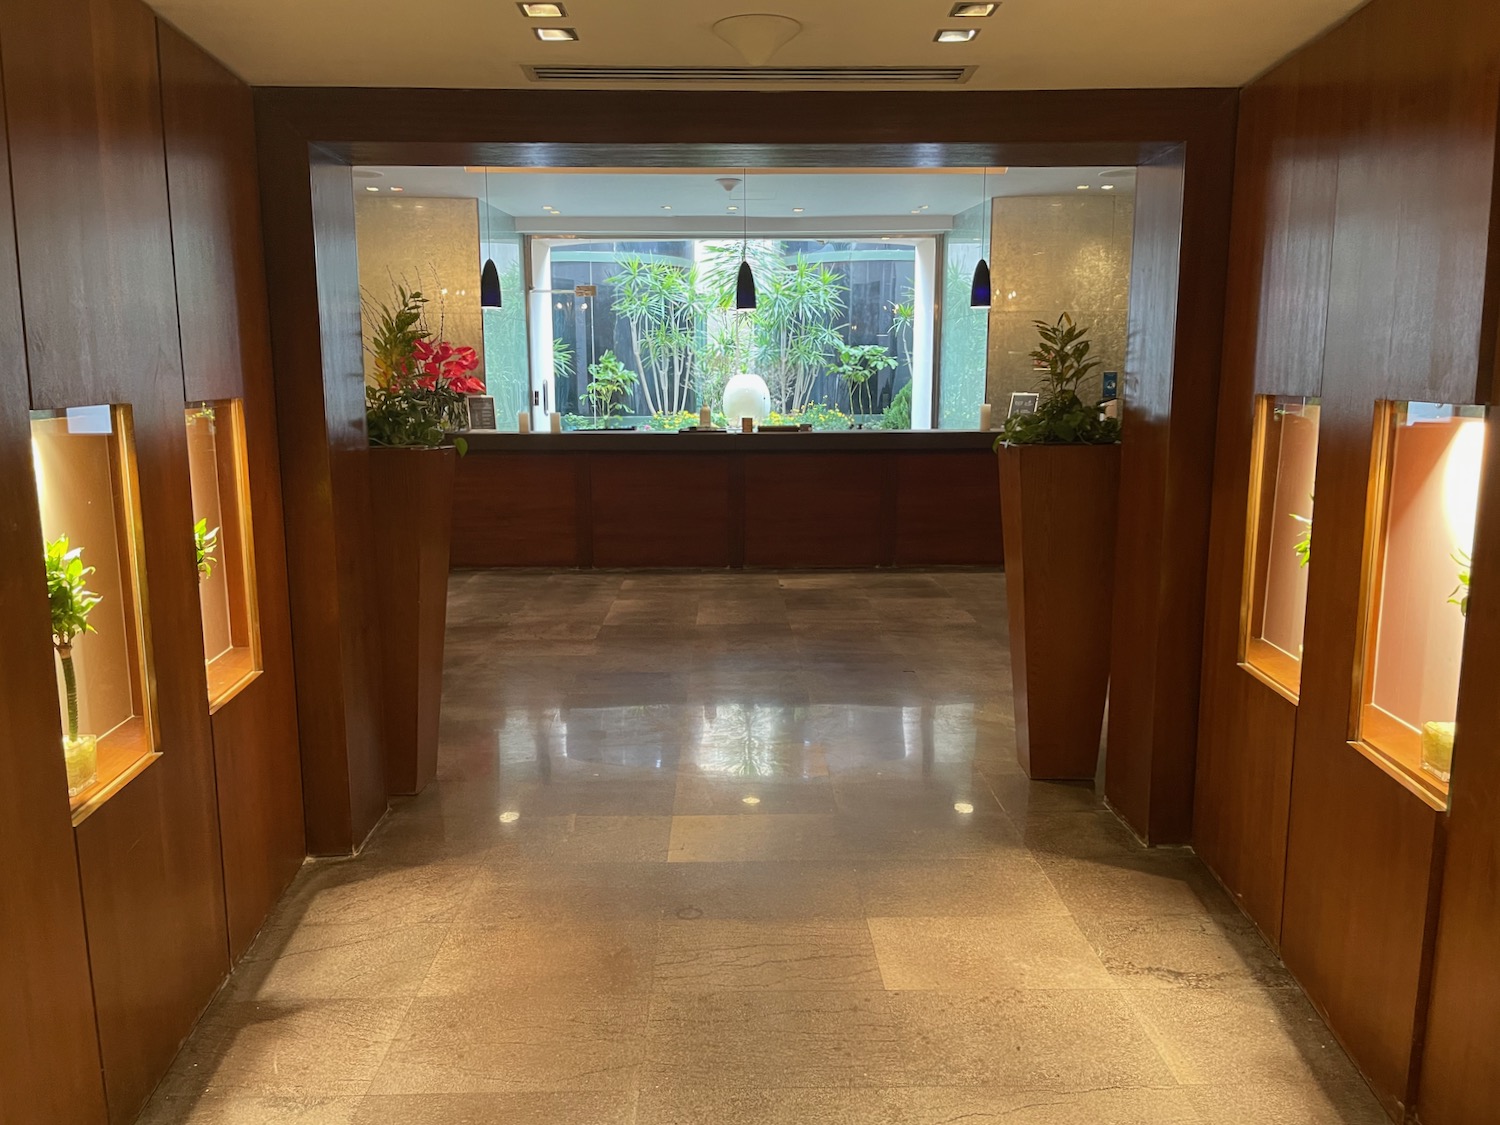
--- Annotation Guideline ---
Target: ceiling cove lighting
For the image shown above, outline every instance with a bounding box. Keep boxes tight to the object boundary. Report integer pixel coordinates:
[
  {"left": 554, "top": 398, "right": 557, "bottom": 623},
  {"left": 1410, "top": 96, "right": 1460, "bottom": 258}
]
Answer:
[
  {"left": 736, "top": 169, "right": 757, "bottom": 310},
  {"left": 480, "top": 168, "right": 502, "bottom": 308},
  {"left": 534, "top": 26, "right": 578, "bottom": 41},
  {"left": 970, "top": 167, "right": 992, "bottom": 307},
  {"left": 935, "top": 28, "right": 979, "bottom": 43},
  {"left": 517, "top": 2, "right": 566, "bottom": 15},
  {"left": 950, "top": 2, "right": 998, "bottom": 15}
]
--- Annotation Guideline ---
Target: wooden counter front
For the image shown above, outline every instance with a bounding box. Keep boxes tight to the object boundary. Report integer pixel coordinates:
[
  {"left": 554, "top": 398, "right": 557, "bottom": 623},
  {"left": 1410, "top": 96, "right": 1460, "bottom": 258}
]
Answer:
[{"left": 452, "top": 431, "right": 1004, "bottom": 569}]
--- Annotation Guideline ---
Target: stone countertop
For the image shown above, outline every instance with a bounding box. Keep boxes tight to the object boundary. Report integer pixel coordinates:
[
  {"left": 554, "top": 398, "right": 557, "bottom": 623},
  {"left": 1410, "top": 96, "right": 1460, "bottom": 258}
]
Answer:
[{"left": 459, "top": 429, "right": 1000, "bottom": 454}]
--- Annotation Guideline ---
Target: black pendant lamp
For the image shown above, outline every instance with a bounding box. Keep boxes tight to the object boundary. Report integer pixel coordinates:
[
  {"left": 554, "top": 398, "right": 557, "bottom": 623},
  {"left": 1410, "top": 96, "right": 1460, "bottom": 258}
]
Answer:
[
  {"left": 970, "top": 166, "right": 991, "bottom": 308},
  {"left": 735, "top": 168, "right": 757, "bottom": 310},
  {"left": 480, "top": 166, "right": 502, "bottom": 309}
]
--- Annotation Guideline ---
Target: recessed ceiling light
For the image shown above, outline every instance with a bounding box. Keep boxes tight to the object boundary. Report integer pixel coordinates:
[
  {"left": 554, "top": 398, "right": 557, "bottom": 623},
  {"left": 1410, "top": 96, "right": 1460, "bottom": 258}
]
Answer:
[
  {"left": 390, "top": 186, "right": 403, "bottom": 192},
  {"left": 741, "top": 795, "right": 761, "bottom": 806},
  {"left": 364, "top": 186, "right": 378, "bottom": 192},
  {"left": 1101, "top": 184, "right": 1116, "bottom": 191},
  {"left": 727, "top": 205, "right": 738, "bottom": 212},
  {"left": 935, "top": 28, "right": 978, "bottom": 42},
  {"left": 661, "top": 204, "right": 673, "bottom": 210},
  {"left": 950, "top": 2, "right": 997, "bottom": 15},
  {"left": 792, "top": 207, "right": 804, "bottom": 213},
  {"left": 1076, "top": 184, "right": 1090, "bottom": 190},
  {"left": 534, "top": 26, "right": 578, "bottom": 41},
  {"left": 518, "top": 1, "right": 565, "bottom": 15},
  {"left": 954, "top": 801, "right": 975, "bottom": 814}
]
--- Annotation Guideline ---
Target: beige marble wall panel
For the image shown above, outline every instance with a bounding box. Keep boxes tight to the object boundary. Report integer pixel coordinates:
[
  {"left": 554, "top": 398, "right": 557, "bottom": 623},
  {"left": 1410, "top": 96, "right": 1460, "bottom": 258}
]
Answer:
[
  {"left": 986, "top": 195, "right": 1134, "bottom": 416},
  {"left": 356, "top": 196, "right": 485, "bottom": 384}
]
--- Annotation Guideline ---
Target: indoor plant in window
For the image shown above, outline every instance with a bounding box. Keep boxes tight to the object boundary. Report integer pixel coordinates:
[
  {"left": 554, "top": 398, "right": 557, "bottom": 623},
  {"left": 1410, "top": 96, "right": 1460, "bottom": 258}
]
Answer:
[
  {"left": 993, "top": 313, "right": 1122, "bottom": 779},
  {"left": 45, "top": 535, "right": 102, "bottom": 796},
  {"left": 362, "top": 281, "right": 479, "bottom": 795}
]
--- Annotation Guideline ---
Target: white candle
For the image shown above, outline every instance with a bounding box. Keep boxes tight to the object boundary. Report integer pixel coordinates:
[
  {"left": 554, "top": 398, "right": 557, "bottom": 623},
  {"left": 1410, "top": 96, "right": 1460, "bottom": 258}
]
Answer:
[
  {"left": 699, "top": 405, "right": 712, "bottom": 429},
  {"left": 517, "top": 411, "right": 531, "bottom": 434},
  {"left": 549, "top": 411, "right": 562, "bottom": 434},
  {"left": 979, "top": 403, "right": 992, "bottom": 431}
]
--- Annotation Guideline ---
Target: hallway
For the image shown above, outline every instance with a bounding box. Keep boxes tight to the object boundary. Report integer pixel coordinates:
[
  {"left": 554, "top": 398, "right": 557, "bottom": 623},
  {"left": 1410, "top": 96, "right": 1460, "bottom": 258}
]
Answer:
[{"left": 141, "top": 570, "right": 1386, "bottom": 1124}]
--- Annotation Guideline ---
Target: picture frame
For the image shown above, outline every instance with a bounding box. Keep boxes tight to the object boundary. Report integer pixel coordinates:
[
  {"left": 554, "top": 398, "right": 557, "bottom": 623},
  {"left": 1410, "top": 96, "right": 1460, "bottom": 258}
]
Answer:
[{"left": 1007, "top": 391, "right": 1040, "bottom": 418}]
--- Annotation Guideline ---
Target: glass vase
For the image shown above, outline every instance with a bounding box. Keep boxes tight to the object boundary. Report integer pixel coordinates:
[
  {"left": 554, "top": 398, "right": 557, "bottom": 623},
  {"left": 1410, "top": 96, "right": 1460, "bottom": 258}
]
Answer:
[{"left": 64, "top": 733, "right": 98, "bottom": 797}]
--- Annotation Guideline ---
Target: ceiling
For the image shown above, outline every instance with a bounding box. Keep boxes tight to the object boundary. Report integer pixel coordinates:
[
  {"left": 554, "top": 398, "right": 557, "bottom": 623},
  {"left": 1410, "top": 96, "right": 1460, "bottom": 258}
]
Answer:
[
  {"left": 355, "top": 166, "right": 1136, "bottom": 231},
  {"left": 150, "top": 0, "right": 1366, "bottom": 89}
]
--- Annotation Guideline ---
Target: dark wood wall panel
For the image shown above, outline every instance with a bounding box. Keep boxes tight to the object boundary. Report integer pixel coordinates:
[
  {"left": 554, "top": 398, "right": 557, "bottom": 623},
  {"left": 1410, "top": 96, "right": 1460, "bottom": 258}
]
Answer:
[
  {"left": 1419, "top": 321, "right": 1500, "bottom": 1123},
  {"left": 746, "top": 453, "right": 889, "bottom": 568},
  {"left": 159, "top": 22, "right": 306, "bottom": 959},
  {"left": 1197, "top": 0, "right": 1500, "bottom": 1115},
  {"left": 0, "top": 68, "right": 109, "bottom": 1125},
  {"left": 258, "top": 126, "right": 387, "bottom": 855},
  {"left": 452, "top": 452, "right": 584, "bottom": 567},
  {"left": 1192, "top": 43, "right": 1338, "bottom": 944},
  {"left": 591, "top": 453, "right": 732, "bottom": 568},
  {"left": 2, "top": 0, "right": 234, "bottom": 1119},
  {"left": 893, "top": 451, "right": 1004, "bottom": 566}
]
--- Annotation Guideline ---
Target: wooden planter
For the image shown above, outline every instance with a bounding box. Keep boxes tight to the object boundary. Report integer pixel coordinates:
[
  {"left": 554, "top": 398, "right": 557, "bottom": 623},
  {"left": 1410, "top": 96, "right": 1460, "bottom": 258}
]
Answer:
[
  {"left": 368, "top": 445, "right": 456, "bottom": 796},
  {"left": 997, "top": 442, "right": 1121, "bottom": 780}
]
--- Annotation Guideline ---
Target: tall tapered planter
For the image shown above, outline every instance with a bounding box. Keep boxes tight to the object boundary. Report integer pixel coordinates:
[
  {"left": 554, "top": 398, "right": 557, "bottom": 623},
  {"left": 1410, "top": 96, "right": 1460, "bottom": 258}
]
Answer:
[
  {"left": 369, "top": 445, "right": 456, "bottom": 796},
  {"left": 997, "top": 443, "right": 1120, "bottom": 780}
]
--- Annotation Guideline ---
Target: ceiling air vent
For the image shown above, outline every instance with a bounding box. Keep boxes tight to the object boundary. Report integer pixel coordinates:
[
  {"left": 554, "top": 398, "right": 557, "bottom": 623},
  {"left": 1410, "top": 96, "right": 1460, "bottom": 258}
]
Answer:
[{"left": 523, "top": 65, "right": 975, "bottom": 85}]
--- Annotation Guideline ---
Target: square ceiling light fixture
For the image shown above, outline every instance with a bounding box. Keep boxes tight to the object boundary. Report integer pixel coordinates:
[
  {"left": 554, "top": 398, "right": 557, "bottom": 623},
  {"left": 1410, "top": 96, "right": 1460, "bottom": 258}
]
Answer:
[
  {"left": 950, "top": 2, "right": 998, "bottom": 14},
  {"left": 935, "top": 28, "right": 979, "bottom": 42},
  {"left": 518, "top": 2, "right": 566, "bottom": 15},
  {"left": 534, "top": 26, "right": 579, "bottom": 40}
]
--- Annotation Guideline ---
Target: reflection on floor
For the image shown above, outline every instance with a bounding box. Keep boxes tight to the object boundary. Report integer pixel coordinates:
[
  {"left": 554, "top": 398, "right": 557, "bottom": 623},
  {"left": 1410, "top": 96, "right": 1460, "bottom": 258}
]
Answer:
[{"left": 141, "top": 570, "right": 1387, "bottom": 1124}]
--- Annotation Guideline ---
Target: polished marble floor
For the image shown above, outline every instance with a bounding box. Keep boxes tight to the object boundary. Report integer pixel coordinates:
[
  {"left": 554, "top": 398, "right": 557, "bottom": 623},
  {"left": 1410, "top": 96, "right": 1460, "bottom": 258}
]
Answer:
[{"left": 141, "top": 570, "right": 1388, "bottom": 1124}]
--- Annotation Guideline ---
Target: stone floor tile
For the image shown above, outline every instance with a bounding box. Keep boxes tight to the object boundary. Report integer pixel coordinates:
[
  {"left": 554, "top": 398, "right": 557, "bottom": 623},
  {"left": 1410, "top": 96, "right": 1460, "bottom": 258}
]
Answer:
[
  {"left": 867, "top": 914, "right": 1113, "bottom": 990},
  {"left": 654, "top": 918, "right": 883, "bottom": 991}
]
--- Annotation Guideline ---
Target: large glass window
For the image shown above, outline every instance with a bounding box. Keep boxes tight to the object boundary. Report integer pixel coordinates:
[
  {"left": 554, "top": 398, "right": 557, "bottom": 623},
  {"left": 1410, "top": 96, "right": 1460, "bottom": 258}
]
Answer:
[{"left": 534, "top": 238, "right": 922, "bottom": 431}]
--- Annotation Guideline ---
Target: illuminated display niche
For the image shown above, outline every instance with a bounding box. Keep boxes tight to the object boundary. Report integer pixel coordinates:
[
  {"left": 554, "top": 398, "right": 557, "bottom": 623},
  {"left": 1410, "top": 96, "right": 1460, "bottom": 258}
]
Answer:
[
  {"left": 186, "top": 400, "right": 261, "bottom": 709},
  {"left": 1243, "top": 395, "right": 1320, "bottom": 696},
  {"left": 31, "top": 404, "right": 159, "bottom": 820},
  {"left": 1358, "top": 401, "right": 1484, "bottom": 805}
]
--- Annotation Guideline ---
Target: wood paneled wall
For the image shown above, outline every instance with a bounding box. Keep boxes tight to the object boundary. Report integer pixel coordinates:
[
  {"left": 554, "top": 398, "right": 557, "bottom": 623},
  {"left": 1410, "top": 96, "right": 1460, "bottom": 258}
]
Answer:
[
  {"left": 0, "top": 3, "right": 303, "bottom": 1121},
  {"left": 1195, "top": 0, "right": 1500, "bottom": 1117},
  {"left": 451, "top": 444, "right": 1004, "bottom": 570}
]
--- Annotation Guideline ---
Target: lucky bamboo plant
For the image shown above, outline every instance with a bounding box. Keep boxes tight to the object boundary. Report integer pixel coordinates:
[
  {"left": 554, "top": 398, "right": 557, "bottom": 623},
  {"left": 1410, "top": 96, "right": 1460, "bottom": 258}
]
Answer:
[{"left": 45, "top": 535, "right": 101, "bottom": 744}]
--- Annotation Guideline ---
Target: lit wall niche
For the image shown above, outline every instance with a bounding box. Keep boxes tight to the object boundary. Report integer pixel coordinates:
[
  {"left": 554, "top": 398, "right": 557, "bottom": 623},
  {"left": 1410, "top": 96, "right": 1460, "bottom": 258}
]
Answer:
[
  {"left": 31, "top": 404, "right": 159, "bottom": 820},
  {"left": 185, "top": 400, "right": 261, "bottom": 709},
  {"left": 1358, "top": 401, "right": 1485, "bottom": 805},
  {"left": 1243, "top": 395, "right": 1321, "bottom": 698}
]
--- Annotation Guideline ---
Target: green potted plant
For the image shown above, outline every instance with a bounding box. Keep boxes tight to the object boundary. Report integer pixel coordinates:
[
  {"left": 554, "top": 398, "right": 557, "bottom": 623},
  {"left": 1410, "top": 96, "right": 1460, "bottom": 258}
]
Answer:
[
  {"left": 993, "top": 313, "right": 1122, "bottom": 780},
  {"left": 361, "top": 280, "right": 477, "bottom": 796},
  {"left": 194, "top": 518, "right": 219, "bottom": 581},
  {"left": 45, "top": 535, "right": 102, "bottom": 796}
]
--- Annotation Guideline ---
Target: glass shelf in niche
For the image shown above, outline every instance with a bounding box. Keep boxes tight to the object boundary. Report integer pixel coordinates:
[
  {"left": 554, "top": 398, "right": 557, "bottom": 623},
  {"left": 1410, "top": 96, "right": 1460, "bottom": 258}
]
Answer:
[
  {"left": 31, "top": 404, "right": 160, "bottom": 821},
  {"left": 1243, "top": 395, "right": 1320, "bottom": 697},
  {"left": 185, "top": 400, "right": 261, "bottom": 711},
  {"left": 1357, "top": 401, "right": 1485, "bottom": 807}
]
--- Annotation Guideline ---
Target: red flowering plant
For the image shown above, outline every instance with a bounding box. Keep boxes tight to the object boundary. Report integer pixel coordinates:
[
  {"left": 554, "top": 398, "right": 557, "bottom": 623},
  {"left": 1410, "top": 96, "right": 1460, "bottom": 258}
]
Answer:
[{"left": 363, "top": 282, "right": 482, "bottom": 449}]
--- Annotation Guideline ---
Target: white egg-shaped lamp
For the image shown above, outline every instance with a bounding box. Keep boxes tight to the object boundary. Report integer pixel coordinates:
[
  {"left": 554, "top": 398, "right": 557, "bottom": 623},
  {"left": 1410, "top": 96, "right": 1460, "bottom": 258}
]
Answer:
[{"left": 722, "top": 372, "right": 772, "bottom": 430}]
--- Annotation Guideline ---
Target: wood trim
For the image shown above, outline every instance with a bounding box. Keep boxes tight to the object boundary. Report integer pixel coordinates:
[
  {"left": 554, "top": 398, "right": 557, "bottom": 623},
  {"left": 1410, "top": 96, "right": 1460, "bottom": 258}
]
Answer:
[{"left": 69, "top": 719, "right": 161, "bottom": 827}]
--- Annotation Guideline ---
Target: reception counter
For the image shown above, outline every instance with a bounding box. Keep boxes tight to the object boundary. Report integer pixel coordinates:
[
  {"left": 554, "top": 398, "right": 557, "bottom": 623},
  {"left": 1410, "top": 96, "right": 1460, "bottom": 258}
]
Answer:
[{"left": 452, "top": 429, "right": 1004, "bottom": 569}]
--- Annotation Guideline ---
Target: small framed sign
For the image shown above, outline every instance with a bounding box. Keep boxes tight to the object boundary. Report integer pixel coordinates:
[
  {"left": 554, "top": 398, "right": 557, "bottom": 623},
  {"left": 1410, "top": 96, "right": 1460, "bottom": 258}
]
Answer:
[
  {"left": 574, "top": 284, "right": 598, "bottom": 297},
  {"left": 464, "top": 394, "right": 498, "bottom": 431},
  {"left": 1007, "top": 391, "right": 1040, "bottom": 418},
  {"left": 1102, "top": 371, "right": 1119, "bottom": 401}
]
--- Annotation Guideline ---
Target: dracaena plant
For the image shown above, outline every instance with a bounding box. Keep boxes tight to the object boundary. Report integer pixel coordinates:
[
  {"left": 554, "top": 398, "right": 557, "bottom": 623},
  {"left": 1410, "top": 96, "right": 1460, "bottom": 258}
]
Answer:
[
  {"left": 996, "top": 313, "right": 1121, "bottom": 446},
  {"left": 1450, "top": 549, "right": 1472, "bottom": 617},
  {"left": 45, "top": 536, "right": 101, "bottom": 742}
]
